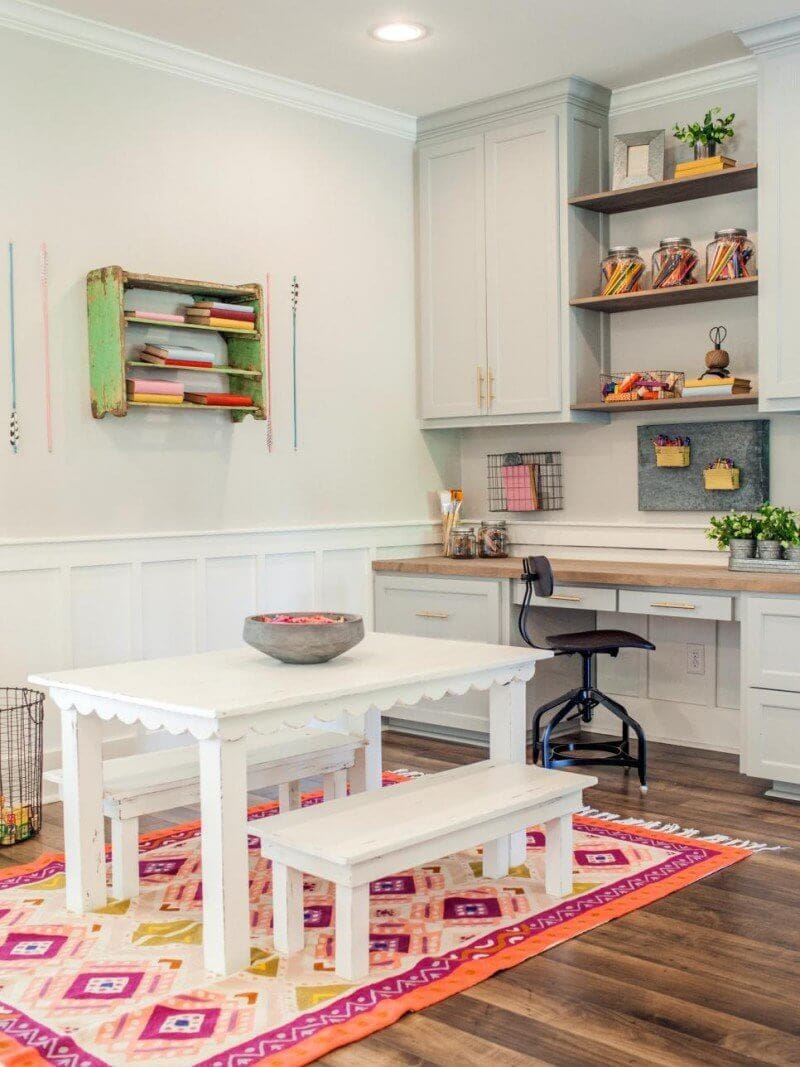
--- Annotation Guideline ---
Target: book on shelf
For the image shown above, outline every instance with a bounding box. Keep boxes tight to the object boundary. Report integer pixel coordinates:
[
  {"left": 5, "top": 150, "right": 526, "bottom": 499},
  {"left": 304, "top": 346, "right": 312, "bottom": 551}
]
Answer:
[
  {"left": 185, "top": 316, "right": 255, "bottom": 331},
  {"left": 184, "top": 391, "right": 252, "bottom": 407},
  {"left": 127, "top": 310, "right": 185, "bottom": 324},
  {"left": 682, "top": 385, "right": 751, "bottom": 398},
  {"left": 141, "top": 344, "right": 215, "bottom": 368},
  {"left": 184, "top": 306, "right": 255, "bottom": 323},
  {"left": 191, "top": 301, "right": 255, "bottom": 313},
  {"left": 683, "top": 376, "right": 751, "bottom": 389},
  {"left": 126, "top": 377, "right": 184, "bottom": 397},
  {"left": 674, "top": 156, "right": 737, "bottom": 177},
  {"left": 127, "top": 393, "right": 184, "bottom": 405}
]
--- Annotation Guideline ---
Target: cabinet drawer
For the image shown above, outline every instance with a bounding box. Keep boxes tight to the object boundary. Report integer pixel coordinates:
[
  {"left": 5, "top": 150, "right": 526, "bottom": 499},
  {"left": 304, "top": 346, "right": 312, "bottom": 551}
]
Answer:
[
  {"left": 513, "top": 581, "right": 616, "bottom": 612},
  {"left": 744, "top": 687, "right": 800, "bottom": 784},
  {"left": 618, "top": 589, "right": 733, "bottom": 622},
  {"left": 744, "top": 595, "right": 800, "bottom": 691},
  {"left": 374, "top": 574, "right": 501, "bottom": 644}
]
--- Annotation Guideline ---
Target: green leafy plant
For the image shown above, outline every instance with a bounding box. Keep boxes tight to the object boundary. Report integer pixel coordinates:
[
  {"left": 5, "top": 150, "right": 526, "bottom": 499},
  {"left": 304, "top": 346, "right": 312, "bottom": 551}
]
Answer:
[
  {"left": 706, "top": 511, "right": 760, "bottom": 550},
  {"left": 673, "top": 107, "right": 735, "bottom": 148},
  {"left": 755, "top": 503, "right": 797, "bottom": 544}
]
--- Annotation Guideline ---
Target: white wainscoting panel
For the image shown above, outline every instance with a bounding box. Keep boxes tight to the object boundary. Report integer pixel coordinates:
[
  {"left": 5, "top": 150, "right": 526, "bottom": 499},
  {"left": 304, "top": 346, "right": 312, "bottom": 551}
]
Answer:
[{"left": 0, "top": 521, "right": 439, "bottom": 796}]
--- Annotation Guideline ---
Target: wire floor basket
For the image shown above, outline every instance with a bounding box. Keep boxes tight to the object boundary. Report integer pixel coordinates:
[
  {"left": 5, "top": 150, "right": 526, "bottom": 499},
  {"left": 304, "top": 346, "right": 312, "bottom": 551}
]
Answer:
[
  {"left": 0, "top": 688, "right": 44, "bottom": 845},
  {"left": 487, "top": 451, "right": 563, "bottom": 513}
]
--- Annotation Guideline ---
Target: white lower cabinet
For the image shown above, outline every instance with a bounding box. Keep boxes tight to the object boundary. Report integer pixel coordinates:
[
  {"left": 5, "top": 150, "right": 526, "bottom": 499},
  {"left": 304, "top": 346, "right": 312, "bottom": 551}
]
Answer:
[
  {"left": 744, "top": 688, "right": 800, "bottom": 785},
  {"left": 374, "top": 574, "right": 503, "bottom": 734}
]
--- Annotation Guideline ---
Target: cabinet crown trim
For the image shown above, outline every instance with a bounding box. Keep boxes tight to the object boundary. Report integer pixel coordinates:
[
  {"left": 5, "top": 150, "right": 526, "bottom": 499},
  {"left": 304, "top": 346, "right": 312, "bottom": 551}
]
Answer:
[{"left": 738, "top": 15, "right": 800, "bottom": 54}]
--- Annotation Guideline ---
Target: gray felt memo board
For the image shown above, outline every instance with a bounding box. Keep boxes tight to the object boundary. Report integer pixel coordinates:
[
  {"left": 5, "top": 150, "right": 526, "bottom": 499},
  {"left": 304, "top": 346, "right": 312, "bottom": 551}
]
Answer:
[{"left": 637, "top": 419, "right": 769, "bottom": 512}]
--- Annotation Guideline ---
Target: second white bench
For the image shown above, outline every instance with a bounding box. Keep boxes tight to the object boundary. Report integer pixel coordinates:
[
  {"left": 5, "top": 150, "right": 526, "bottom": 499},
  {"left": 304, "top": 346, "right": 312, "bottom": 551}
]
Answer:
[
  {"left": 46, "top": 729, "right": 365, "bottom": 901},
  {"left": 252, "top": 760, "right": 594, "bottom": 981}
]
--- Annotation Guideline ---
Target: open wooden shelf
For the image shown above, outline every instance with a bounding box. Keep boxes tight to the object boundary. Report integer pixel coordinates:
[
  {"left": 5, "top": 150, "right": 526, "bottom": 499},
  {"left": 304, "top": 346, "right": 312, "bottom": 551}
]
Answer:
[
  {"left": 126, "top": 361, "right": 261, "bottom": 379},
  {"left": 571, "top": 391, "right": 758, "bottom": 414},
  {"left": 129, "top": 402, "right": 260, "bottom": 412},
  {"left": 570, "top": 276, "right": 757, "bottom": 314},
  {"left": 125, "top": 315, "right": 261, "bottom": 340},
  {"left": 568, "top": 164, "right": 757, "bottom": 214}
]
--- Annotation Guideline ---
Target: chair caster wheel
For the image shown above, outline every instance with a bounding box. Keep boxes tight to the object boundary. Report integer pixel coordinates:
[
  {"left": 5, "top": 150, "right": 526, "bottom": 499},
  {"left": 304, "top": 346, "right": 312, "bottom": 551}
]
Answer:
[{"left": 640, "top": 784, "right": 648, "bottom": 794}]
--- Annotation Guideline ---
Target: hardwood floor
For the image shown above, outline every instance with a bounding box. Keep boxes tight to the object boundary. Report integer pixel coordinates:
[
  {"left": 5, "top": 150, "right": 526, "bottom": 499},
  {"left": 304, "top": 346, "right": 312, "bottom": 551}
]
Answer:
[{"left": 4, "top": 730, "right": 799, "bottom": 1066}]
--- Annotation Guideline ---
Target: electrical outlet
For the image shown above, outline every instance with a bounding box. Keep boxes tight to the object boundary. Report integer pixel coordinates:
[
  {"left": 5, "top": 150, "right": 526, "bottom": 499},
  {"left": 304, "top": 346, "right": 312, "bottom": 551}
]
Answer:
[{"left": 687, "top": 643, "right": 705, "bottom": 675}]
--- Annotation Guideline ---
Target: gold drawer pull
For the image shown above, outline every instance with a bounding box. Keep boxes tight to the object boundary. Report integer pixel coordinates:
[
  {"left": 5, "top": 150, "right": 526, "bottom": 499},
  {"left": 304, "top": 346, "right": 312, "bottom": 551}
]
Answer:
[
  {"left": 415, "top": 610, "right": 449, "bottom": 620},
  {"left": 551, "top": 594, "right": 583, "bottom": 602},
  {"left": 650, "top": 601, "right": 697, "bottom": 610}
]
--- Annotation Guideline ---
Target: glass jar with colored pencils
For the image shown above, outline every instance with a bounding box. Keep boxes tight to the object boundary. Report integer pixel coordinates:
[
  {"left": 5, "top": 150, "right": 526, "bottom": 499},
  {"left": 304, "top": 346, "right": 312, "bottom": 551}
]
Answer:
[
  {"left": 706, "top": 228, "right": 755, "bottom": 283},
  {"left": 651, "top": 237, "right": 698, "bottom": 289},
  {"left": 600, "top": 246, "right": 644, "bottom": 297}
]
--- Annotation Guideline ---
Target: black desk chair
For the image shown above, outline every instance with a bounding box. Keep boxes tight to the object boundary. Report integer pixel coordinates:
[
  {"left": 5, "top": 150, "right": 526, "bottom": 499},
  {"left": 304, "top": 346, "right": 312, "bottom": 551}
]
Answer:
[{"left": 518, "top": 556, "right": 654, "bottom": 793}]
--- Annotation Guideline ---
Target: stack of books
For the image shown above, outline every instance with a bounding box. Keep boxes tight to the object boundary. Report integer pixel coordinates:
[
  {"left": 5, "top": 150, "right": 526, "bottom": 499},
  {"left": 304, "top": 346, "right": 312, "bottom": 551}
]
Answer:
[
  {"left": 126, "top": 378, "right": 184, "bottom": 405},
  {"left": 139, "top": 344, "right": 215, "bottom": 368},
  {"left": 184, "top": 391, "right": 253, "bottom": 408},
  {"left": 184, "top": 301, "right": 256, "bottom": 331},
  {"left": 674, "top": 155, "right": 736, "bottom": 180},
  {"left": 681, "top": 376, "right": 751, "bottom": 398}
]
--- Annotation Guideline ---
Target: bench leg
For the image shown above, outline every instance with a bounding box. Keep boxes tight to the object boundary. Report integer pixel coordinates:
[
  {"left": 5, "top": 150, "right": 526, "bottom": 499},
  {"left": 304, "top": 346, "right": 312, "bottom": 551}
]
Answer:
[
  {"left": 272, "top": 861, "right": 305, "bottom": 955},
  {"left": 544, "top": 813, "right": 573, "bottom": 897},
  {"left": 323, "top": 768, "right": 348, "bottom": 802},
  {"left": 111, "top": 816, "right": 140, "bottom": 900},
  {"left": 482, "top": 835, "right": 510, "bottom": 879},
  {"left": 349, "top": 708, "right": 381, "bottom": 794},
  {"left": 335, "top": 882, "right": 370, "bottom": 981},
  {"left": 278, "top": 781, "right": 301, "bottom": 813}
]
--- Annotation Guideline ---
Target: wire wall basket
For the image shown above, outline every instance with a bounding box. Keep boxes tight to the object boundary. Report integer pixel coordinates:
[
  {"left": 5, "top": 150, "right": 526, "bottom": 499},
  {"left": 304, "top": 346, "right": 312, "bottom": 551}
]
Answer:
[
  {"left": 487, "top": 451, "right": 563, "bottom": 513},
  {"left": 0, "top": 689, "right": 44, "bottom": 846}
]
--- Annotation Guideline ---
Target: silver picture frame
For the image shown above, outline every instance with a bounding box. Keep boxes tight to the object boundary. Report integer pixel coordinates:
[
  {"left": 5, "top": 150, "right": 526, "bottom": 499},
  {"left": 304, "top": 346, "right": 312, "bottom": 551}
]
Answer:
[{"left": 612, "top": 130, "right": 665, "bottom": 189}]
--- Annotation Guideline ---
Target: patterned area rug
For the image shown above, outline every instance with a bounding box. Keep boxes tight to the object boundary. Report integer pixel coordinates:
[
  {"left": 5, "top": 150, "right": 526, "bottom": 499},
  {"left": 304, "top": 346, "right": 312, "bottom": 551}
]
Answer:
[{"left": 0, "top": 773, "right": 754, "bottom": 1067}]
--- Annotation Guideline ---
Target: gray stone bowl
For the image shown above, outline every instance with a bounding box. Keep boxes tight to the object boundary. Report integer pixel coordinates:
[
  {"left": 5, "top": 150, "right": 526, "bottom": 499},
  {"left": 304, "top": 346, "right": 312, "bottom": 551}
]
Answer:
[{"left": 243, "top": 613, "right": 365, "bottom": 664}]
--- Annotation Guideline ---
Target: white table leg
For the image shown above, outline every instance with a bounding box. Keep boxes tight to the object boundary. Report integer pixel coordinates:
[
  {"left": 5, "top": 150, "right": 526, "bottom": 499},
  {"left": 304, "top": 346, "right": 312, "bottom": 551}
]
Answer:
[
  {"left": 111, "top": 816, "right": 140, "bottom": 901},
  {"left": 278, "top": 780, "right": 300, "bottom": 813},
  {"left": 61, "top": 707, "right": 106, "bottom": 913},
  {"left": 349, "top": 707, "right": 382, "bottom": 793},
  {"left": 489, "top": 679, "right": 528, "bottom": 867},
  {"left": 199, "top": 736, "right": 250, "bottom": 976},
  {"left": 544, "top": 813, "right": 573, "bottom": 897},
  {"left": 335, "top": 882, "right": 370, "bottom": 981}
]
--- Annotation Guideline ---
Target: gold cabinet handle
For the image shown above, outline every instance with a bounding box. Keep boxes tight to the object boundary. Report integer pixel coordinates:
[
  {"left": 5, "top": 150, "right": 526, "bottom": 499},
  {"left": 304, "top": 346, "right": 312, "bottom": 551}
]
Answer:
[
  {"left": 476, "top": 366, "right": 485, "bottom": 408},
  {"left": 415, "top": 610, "right": 449, "bottom": 620},
  {"left": 488, "top": 368, "right": 496, "bottom": 404},
  {"left": 551, "top": 594, "right": 583, "bottom": 602},
  {"left": 650, "top": 601, "right": 697, "bottom": 610}
]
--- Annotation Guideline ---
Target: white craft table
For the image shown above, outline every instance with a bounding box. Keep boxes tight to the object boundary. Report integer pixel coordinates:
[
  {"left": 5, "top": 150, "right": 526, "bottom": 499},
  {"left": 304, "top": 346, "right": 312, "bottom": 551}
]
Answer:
[{"left": 31, "top": 632, "right": 549, "bottom": 976}]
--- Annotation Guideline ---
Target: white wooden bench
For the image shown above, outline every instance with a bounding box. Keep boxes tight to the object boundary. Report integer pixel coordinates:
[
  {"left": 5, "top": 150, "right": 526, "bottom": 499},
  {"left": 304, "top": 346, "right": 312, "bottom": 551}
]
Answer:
[
  {"left": 45, "top": 729, "right": 365, "bottom": 901},
  {"left": 252, "top": 760, "right": 595, "bottom": 981}
]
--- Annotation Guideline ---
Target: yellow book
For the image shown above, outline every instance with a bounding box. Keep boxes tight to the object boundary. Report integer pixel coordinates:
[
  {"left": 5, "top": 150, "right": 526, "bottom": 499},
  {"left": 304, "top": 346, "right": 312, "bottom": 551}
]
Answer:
[
  {"left": 683, "top": 377, "right": 750, "bottom": 388},
  {"left": 186, "top": 316, "right": 255, "bottom": 331},
  {"left": 128, "top": 393, "right": 184, "bottom": 405},
  {"left": 675, "top": 155, "right": 736, "bottom": 172}
]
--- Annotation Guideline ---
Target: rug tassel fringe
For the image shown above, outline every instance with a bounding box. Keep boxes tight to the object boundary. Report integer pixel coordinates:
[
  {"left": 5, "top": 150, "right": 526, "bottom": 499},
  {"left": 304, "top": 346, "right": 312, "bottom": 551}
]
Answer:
[{"left": 578, "top": 807, "right": 781, "bottom": 852}]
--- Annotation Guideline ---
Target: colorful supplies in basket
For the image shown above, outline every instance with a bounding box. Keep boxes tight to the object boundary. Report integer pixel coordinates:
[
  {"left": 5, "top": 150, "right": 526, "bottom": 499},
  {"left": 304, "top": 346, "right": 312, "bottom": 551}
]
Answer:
[
  {"left": 601, "top": 371, "right": 683, "bottom": 403},
  {"left": 654, "top": 434, "right": 691, "bottom": 467},
  {"left": 704, "top": 458, "right": 740, "bottom": 490}
]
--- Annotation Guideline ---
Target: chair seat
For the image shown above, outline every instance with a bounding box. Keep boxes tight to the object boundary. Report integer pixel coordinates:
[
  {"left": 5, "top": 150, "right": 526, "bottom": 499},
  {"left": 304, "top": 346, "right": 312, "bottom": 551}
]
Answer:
[{"left": 546, "top": 629, "right": 655, "bottom": 655}]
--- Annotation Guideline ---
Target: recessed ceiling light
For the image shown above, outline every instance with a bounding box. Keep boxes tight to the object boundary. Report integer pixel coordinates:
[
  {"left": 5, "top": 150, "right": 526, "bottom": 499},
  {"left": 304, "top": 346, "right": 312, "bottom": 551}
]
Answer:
[{"left": 370, "top": 22, "right": 428, "bottom": 44}]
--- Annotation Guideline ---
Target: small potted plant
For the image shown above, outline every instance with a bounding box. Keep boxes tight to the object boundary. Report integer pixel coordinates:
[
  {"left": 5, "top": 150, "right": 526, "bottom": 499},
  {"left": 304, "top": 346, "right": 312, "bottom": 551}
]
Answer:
[
  {"left": 673, "top": 107, "right": 735, "bottom": 159},
  {"left": 782, "top": 517, "right": 800, "bottom": 562},
  {"left": 755, "top": 503, "right": 796, "bottom": 561},
  {"left": 706, "top": 511, "right": 759, "bottom": 559}
]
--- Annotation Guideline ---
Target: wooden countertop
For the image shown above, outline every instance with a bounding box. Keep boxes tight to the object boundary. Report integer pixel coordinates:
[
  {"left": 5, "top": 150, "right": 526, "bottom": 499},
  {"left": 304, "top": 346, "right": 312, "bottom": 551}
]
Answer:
[{"left": 372, "top": 556, "right": 800, "bottom": 595}]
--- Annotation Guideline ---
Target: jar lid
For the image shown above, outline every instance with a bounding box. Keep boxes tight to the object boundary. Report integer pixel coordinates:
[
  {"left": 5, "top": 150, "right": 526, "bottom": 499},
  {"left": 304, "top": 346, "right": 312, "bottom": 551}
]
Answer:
[
  {"left": 607, "top": 245, "right": 639, "bottom": 256},
  {"left": 659, "top": 237, "right": 693, "bottom": 248},
  {"left": 454, "top": 523, "right": 475, "bottom": 533},
  {"left": 714, "top": 228, "right": 748, "bottom": 238},
  {"left": 480, "top": 520, "right": 507, "bottom": 528}
]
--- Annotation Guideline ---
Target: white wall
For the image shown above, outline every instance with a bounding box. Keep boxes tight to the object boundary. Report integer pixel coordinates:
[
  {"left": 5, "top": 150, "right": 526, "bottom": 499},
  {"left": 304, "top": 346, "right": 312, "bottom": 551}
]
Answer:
[
  {"left": 0, "top": 29, "right": 458, "bottom": 541},
  {"left": 460, "top": 80, "right": 800, "bottom": 546}
]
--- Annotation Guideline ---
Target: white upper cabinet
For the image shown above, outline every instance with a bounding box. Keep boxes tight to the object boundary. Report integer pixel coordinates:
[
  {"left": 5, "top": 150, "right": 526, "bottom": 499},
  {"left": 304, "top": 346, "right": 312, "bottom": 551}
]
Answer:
[
  {"left": 416, "top": 77, "right": 609, "bottom": 428},
  {"left": 485, "top": 116, "right": 561, "bottom": 415},
  {"left": 418, "top": 135, "right": 487, "bottom": 419}
]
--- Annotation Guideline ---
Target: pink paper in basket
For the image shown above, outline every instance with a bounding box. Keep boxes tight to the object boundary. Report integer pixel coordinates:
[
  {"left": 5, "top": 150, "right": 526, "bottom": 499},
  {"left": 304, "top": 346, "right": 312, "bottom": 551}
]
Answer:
[{"left": 501, "top": 464, "right": 539, "bottom": 511}]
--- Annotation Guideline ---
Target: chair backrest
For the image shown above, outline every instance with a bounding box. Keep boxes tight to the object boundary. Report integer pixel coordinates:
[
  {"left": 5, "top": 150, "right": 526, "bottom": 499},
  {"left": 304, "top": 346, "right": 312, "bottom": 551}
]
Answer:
[{"left": 523, "top": 556, "right": 554, "bottom": 598}]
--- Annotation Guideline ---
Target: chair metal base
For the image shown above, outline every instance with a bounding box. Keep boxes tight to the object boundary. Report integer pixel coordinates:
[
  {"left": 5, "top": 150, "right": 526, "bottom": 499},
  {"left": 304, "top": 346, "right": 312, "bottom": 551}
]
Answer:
[{"left": 532, "top": 673, "right": 648, "bottom": 792}]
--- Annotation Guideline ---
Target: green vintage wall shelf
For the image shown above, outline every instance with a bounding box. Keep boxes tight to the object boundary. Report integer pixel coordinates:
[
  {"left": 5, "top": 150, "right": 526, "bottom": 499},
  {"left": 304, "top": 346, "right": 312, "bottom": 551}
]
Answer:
[{"left": 86, "top": 267, "right": 266, "bottom": 422}]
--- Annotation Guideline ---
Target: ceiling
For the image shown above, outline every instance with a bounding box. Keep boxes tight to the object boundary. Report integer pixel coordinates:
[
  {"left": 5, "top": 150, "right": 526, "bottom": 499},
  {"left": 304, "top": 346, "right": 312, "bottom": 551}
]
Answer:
[{"left": 42, "top": 1, "right": 800, "bottom": 116}]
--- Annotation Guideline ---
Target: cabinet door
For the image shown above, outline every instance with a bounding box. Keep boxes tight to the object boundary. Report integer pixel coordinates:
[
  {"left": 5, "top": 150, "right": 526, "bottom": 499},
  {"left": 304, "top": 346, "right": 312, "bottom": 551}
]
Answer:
[
  {"left": 743, "top": 595, "right": 800, "bottom": 692},
  {"left": 485, "top": 116, "right": 561, "bottom": 416},
  {"left": 418, "top": 136, "right": 487, "bottom": 419},
  {"left": 744, "top": 687, "right": 800, "bottom": 784}
]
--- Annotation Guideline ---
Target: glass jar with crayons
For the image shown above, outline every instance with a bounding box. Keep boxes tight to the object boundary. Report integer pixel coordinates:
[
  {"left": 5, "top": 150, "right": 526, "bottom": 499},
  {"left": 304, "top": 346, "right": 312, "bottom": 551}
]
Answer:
[
  {"left": 600, "top": 246, "right": 644, "bottom": 296},
  {"left": 706, "top": 228, "right": 755, "bottom": 283},
  {"left": 651, "top": 237, "right": 698, "bottom": 289}
]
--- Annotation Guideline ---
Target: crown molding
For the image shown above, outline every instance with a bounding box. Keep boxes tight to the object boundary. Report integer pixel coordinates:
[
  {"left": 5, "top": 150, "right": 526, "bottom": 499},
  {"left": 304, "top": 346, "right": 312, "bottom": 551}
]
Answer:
[
  {"left": 0, "top": 0, "right": 417, "bottom": 139},
  {"left": 737, "top": 15, "right": 800, "bottom": 55},
  {"left": 609, "top": 56, "right": 757, "bottom": 116}
]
